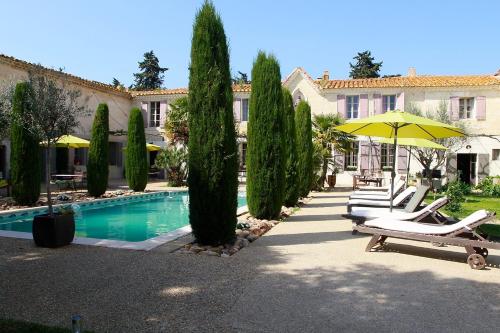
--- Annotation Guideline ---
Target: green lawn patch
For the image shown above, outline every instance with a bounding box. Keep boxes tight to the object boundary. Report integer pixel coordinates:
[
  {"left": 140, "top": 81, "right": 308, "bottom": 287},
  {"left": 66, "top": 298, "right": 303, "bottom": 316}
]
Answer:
[
  {"left": 0, "top": 318, "right": 93, "bottom": 333},
  {"left": 425, "top": 193, "right": 500, "bottom": 219}
]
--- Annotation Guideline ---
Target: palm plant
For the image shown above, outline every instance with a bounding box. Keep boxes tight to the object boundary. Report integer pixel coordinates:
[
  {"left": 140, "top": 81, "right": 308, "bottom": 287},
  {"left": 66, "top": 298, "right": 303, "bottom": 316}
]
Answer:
[
  {"left": 154, "top": 146, "right": 188, "bottom": 187},
  {"left": 312, "top": 114, "right": 354, "bottom": 189}
]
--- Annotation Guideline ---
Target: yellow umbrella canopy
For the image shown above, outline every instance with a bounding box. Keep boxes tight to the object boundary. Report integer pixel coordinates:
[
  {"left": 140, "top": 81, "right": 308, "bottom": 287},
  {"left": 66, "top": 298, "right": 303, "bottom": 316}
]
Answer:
[
  {"left": 374, "top": 137, "right": 447, "bottom": 150},
  {"left": 336, "top": 110, "right": 464, "bottom": 211},
  {"left": 123, "top": 143, "right": 162, "bottom": 152},
  {"left": 40, "top": 135, "right": 90, "bottom": 148}
]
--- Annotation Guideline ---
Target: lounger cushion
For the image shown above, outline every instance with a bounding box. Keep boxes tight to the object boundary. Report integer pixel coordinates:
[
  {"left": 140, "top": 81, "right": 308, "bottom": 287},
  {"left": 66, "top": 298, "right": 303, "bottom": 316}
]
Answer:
[
  {"left": 351, "top": 180, "right": 405, "bottom": 198},
  {"left": 349, "top": 187, "right": 416, "bottom": 207},
  {"left": 349, "top": 197, "right": 448, "bottom": 220},
  {"left": 364, "top": 210, "right": 488, "bottom": 235}
]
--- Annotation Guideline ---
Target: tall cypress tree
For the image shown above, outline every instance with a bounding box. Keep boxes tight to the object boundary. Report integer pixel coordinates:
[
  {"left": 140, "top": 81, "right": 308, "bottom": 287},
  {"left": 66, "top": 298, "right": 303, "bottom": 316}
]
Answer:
[
  {"left": 295, "top": 100, "right": 313, "bottom": 197},
  {"left": 246, "top": 52, "right": 285, "bottom": 219},
  {"left": 87, "top": 103, "right": 109, "bottom": 197},
  {"left": 188, "top": 1, "right": 238, "bottom": 245},
  {"left": 10, "top": 82, "right": 41, "bottom": 205},
  {"left": 282, "top": 88, "right": 299, "bottom": 207},
  {"left": 126, "top": 107, "right": 148, "bottom": 191}
]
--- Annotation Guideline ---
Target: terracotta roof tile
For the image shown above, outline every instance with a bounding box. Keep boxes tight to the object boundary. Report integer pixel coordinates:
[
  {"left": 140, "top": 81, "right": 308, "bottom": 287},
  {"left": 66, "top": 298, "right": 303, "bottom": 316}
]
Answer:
[
  {"left": 318, "top": 75, "right": 500, "bottom": 89},
  {"left": 130, "top": 88, "right": 189, "bottom": 97}
]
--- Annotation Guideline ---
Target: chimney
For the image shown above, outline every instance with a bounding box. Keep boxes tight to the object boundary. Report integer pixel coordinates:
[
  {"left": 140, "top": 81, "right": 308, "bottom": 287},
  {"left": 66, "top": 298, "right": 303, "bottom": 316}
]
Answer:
[
  {"left": 322, "top": 70, "right": 330, "bottom": 81},
  {"left": 494, "top": 69, "right": 500, "bottom": 77},
  {"left": 407, "top": 67, "right": 417, "bottom": 77}
]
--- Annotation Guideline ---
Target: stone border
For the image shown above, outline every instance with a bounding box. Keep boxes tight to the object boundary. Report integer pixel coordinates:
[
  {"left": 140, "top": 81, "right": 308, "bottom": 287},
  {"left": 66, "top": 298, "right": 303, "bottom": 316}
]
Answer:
[{"left": 0, "top": 191, "right": 249, "bottom": 251}]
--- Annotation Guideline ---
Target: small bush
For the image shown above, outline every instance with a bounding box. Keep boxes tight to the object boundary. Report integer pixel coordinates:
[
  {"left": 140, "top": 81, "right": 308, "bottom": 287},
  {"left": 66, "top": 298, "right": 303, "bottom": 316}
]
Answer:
[
  {"left": 476, "top": 176, "right": 500, "bottom": 197},
  {"left": 446, "top": 180, "right": 468, "bottom": 212}
]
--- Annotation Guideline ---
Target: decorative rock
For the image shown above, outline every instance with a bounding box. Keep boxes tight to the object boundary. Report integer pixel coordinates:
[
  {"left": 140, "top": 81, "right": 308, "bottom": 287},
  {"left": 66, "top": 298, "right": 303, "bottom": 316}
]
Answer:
[
  {"left": 200, "top": 250, "right": 219, "bottom": 256},
  {"left": 221, "top": 252, "right": 230, "bottom": 258},
  {"left": 190, "top": 244, "right": 204, "bottom": 253},
  {"left": 247, "top": 234, "right": 258, "bottom": 242}
]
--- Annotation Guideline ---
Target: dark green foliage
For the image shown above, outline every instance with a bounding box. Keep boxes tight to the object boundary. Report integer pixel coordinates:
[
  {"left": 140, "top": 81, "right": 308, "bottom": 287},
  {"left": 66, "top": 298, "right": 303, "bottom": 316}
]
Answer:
[
  {"left": 246, "top": 52, "right": 285, "bottom": 218},
  {"left": 10, "top": 82, "right": 41, "bottom": 205},
  {"left": 295, "top": 100, "right": 313, "bottom": 197},
  {"left": 164, "top": 96, "right": 188, "bottom": 143},
  {"left": 349, "top": 50, "right": 382, "bottom": 79},
  {"left": 125, "top": 107, "right": 148, "bottom": 191},
  {"left": 446, "top": 180, "right": 468, "bottom": 212},
  {"left": 87, "top": 103, "right": 109, "bottom": 196},
  {"left": 0, "top": 318, "right": 94, "bottom": 333},
  {"left": 475, "top": 176, "right": 500, "bottom": 197},
  {"left": 232, "top": 71, "right": 250, "bottom": 84},
  {"left": 188, "top": 1, "right": 238, "bottom": 245},
  {"left": 282, "top": 88, "right": 299, "bottom": 207},
  {"left": 133, "top": 51, "right": 168, "bottom": 90}
]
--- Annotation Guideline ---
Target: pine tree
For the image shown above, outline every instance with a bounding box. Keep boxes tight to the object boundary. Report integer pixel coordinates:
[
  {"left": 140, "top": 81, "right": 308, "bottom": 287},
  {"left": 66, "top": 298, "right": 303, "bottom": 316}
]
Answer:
[
  {"left": 282, "top": 88, "right": 299, "bottom": 207},
  {"left": 349, "top": 50, "right": 383, "bottom": 79},
  {"left": 295, "top": 100, "right": 313, "bottom": 197},
  {"left": 246, "top": 52, "right": 285, "bottom": 219},
  {"left": 87, "top": 103, "right": 109, "bottom": 197},
  {"left": 133, "top": 51, "right": 168, "bottom": 90},
  {"left": 188, "top": 1, "right": 238, "bottom": 245},
  {"left": 125, "top": 107, "right": 148, "bottom": 191},
  {"left": 10, "top": 82, "right": 41, "bottom": 205}
]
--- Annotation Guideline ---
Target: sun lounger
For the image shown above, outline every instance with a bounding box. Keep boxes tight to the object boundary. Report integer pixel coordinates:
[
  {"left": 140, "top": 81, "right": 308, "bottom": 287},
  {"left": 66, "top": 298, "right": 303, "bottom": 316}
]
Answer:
[
  {"left": 354, "top": 210, "right": 499, "bottom": 270},
  {"left": 348, "top": 186, "right": 416, "bottom": 209},
  {"left": 350, "top": 180, "right": 405, "bottom": 199},
  {"left": 347, "top": 185, "right": 429, "bottom": 216}
]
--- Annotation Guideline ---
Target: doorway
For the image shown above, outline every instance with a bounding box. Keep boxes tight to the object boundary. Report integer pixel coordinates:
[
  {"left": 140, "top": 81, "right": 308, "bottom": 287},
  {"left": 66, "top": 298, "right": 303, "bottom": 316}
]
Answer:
[{"left": 457, "top": 153, "right": 476, "bottom": 185}]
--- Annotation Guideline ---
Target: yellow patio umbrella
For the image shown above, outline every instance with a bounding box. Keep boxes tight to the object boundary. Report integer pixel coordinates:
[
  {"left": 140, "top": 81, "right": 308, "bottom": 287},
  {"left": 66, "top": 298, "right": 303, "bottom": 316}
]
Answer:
[
  {"left": 336, "top": 110, "right": 464, "bottom": 211},
  {"left": 123, "top": 143, "right": 162, "bottom": 152},
  {"left": 374, "top": 137, "right": 448, "bottom": 186},
  {"left": 40, "top": 135, "right": 90, "bottom": 148}
]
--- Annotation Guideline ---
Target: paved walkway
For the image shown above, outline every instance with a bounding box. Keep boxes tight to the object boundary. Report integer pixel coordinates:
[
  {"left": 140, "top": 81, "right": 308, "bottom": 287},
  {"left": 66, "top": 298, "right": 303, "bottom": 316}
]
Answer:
[{"left": 1, "top": 190, "right": 499, "bottom": 332}]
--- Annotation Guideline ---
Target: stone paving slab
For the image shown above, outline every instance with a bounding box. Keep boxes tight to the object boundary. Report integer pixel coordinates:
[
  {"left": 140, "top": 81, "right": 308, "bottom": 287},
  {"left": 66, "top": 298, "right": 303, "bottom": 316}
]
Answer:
[{"left": 1, "top": 189, "right": 499, "bottom": 332}]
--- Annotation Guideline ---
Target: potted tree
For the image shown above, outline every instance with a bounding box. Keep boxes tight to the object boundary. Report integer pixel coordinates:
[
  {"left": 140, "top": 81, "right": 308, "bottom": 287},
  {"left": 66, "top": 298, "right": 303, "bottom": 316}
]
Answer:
[{"left": 13, "top": 67, "right": 89, "bottom": 248}]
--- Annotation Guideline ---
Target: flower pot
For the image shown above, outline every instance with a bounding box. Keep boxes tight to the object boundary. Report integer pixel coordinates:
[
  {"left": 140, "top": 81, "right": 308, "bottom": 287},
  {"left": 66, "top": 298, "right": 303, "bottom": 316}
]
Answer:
[
  {"left": 327, "top": 175, "right": 337, "bottom": 188},
  {"left": 32, "top": 213, "right": 75, "bottom": 248}
]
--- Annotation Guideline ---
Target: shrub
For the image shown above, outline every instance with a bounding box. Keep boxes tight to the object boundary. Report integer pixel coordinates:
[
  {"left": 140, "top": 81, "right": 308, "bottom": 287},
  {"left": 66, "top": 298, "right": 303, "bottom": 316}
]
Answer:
[
  {"left": 476, "top": 176, "right": 500, "bottom": 197},
  {"left": 125, "top": 107, "right": 148, "bottom": 191},
  {"left": 154, "top": 146, "right": 188, "bottom": 187},
  {"left": 87, "top": 103, "right": 109, "bottom": 196},
  {"left": 10, "top": 82, "right": 41, "bottom": 205},
  {"left": 282, "top": 88, "right": 299, "bottom": 207},
  {"left": 295, "top": 100, "right": 313, "bottom": 197},
  {"left": 187, "top": 1, "right": 238, "bottom": 245},
  {"left": 247, "top": 52, "right": 285, "bottom": 219},
  {"left": 446, "top": 180, "right": 468, "bottom": 212}
]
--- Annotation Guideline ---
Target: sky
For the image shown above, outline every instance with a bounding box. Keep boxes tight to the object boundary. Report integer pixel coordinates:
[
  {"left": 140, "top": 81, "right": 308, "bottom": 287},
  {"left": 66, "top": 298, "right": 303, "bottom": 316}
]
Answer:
[{"left": 1, "top": 0, "right": 499, "bottom": 88}]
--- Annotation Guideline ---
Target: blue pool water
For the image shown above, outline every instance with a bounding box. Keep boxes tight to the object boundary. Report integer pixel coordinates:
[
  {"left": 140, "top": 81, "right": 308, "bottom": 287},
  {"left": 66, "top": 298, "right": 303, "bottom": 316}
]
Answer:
[{"left": 0, "top": 193, "right": 247, "bottom": 242}]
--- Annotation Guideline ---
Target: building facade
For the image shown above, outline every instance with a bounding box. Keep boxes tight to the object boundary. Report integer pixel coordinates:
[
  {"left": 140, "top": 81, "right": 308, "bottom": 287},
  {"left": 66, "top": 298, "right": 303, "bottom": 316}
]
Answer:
[{"left": 1, "top": 54, "right": 499, "bottom": 186}]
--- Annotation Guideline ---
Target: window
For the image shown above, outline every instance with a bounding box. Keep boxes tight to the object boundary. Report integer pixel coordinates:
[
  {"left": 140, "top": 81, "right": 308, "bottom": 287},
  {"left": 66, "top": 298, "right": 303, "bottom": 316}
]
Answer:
[
  {"left": 459, "top": 98, "right": 474, "bottom": 119},
  {"left": 346, "top": 96, "right": 359, "bottom": 119},
  {"left": 344, "top": 142, "right": 359, "bottom": 168},
  {"left": 382, "top": 95, "right": 396, "bottom": 112},
  {"left": 241, "top": 99, "right": 249, "bottom": 121},
  {"left": 150, "top": 101, "right": 161, "bottom": 127},
  {"left": 109, "top": 142, "right": 122, "bottom": 167},
  {"left": 493, "top": 149, "right": 500, "bottom": 161},
  {"left": 380, "top": 143, "right": 394, "bottom": 168}
]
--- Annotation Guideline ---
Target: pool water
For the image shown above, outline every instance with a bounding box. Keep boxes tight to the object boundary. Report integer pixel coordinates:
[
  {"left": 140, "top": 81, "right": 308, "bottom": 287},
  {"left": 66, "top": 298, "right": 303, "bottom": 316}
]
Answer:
[{"left": 0, "top": 193, "right": 247, "bottom": 242}]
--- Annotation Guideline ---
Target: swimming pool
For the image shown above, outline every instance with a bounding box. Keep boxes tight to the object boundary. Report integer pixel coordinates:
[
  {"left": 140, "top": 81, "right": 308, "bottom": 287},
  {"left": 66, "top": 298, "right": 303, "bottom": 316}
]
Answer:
[{"left": 0, "top": 191, "right": 247, "bottom": 249}]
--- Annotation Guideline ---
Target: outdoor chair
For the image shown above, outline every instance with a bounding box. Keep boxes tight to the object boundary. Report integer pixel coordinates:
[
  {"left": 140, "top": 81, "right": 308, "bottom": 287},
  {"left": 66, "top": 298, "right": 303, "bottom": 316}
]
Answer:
[
  {"left": 346, "top": 185, "right": 430, "bottom": 217},
  {"left": 350, "top": 179, "right": 406, "bottom": 199},
  {"left": 348, "top": 186, "right": 416, "bottom": 210},
  {"left": 353, "top": 209, "right": 499, "bottom": 270}
]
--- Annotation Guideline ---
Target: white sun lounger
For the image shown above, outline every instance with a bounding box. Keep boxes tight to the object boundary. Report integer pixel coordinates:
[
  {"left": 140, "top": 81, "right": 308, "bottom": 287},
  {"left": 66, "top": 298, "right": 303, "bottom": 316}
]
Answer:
[
  {"left": 350, "top": 180, "right": 405, "bottom": 199},
  {"left": 349, "top": 186, "right": 416, "bottom": 205},
  {"left": 354, "top": 210, "right": 499, "bottom": 270}
]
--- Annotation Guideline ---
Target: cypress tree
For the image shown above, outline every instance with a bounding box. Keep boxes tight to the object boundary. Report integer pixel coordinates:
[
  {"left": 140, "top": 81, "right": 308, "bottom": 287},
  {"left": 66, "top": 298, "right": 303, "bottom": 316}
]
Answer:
[
  {"left": 246, "top": 52, "right": 285, "bottom": 219},
  {"left": 188, "top": 1, "right": 238, "bottom": 245},
  {"left": 10, "top": 82, "right": 41, "bottom": 205},
  {"left": 282, "top": 88, "right": 299, "bottom": 207},
  {"left": 295, "top": 100, "right": 313, "bottom": 197},
  {"left": 87, "top": 103, "right": 109, "bottom": 197},
  {"left": 126, "top": 107, "right": 148, "bottom": 191}
]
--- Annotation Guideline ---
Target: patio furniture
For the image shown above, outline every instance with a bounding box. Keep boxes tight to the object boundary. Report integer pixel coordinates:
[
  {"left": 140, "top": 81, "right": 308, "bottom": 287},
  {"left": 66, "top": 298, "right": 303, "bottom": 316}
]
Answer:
[
  {"left": 350, "top": 179, "right": 406, "bottom": 199},
  {"left": 51, "top": 174, "right": 82, "bottom": 191},
  {"left": 347, "top": 185, "right": 430, "bottom": 217},
  {"left": 354, "top": 210, "right": 500, "bottom": 270},
  {"left": 348, "top": 186, "right": 416, "bottom": 209}
]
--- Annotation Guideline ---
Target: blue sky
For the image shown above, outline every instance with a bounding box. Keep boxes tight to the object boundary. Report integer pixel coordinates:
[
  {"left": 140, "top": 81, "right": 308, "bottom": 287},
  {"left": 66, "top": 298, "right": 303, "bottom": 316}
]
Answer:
[{"left": 1, "top": 0, "right": 499, "bottom": 88}]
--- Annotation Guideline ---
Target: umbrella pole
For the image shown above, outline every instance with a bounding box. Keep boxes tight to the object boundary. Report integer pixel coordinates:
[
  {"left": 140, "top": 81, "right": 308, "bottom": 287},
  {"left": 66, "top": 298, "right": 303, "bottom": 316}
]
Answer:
[
  {"left": 390, "top": 128, "right": 398, "bottom": 212},
  {"left": 406, "top": 146, "right": 411, "bottom": 187}
]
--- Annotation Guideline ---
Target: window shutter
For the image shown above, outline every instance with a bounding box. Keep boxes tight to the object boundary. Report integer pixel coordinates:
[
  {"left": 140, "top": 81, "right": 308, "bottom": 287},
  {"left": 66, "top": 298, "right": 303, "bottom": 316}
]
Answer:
[
  {"left": 360, "top": 141, "right": 370, "bottom": 171},
  {"left": 141, "top": 102, "right": 148, "bottom": 128},
  {"left": 373, "top": 93, "right": 382, "bottom": 114},
  {"left": 477, "top": 153, "right": 489, "bottom": 183},
  {"left": 159, "top": 101, "right": 168, "bottom": 128},
  {"left": 397, "top": 146, "right": 408, "bottom": 173},
  {"left": 396, "top": 92, "right": 405, "bottom": 111},
  {"left": 475, "top": 96, "right": 486, "bottom": 120},
  {"left": 337, "top": 94, "right": 346, "bottom": 118},
  {"left": 449, "top": 96, "right": 459, "bottom": 121},
  {"left": 359, "top": 94, "right": 369, "bottom": 118},
  {"left": 233, "top": 99, "right": 241, "bottom": 122},
  {"left": 334, "top": 149, "right": 345, "bottom": 171},
  {"left": 371, "top": 142, "right": 381, "bottom": 171}
]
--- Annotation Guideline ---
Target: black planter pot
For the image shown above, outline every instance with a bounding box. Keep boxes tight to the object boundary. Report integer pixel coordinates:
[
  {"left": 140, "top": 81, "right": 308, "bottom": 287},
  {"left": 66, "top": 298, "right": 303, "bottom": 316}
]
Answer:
[{"left": 32, "top": 213, "right": 75, "bottom": 248}]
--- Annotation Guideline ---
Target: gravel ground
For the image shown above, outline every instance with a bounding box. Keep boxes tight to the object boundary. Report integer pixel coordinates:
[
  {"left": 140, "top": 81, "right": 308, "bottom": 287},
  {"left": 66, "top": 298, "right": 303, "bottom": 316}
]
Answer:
[{"left": 1, "top": 189, "right": 499, "bottom": 332}]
